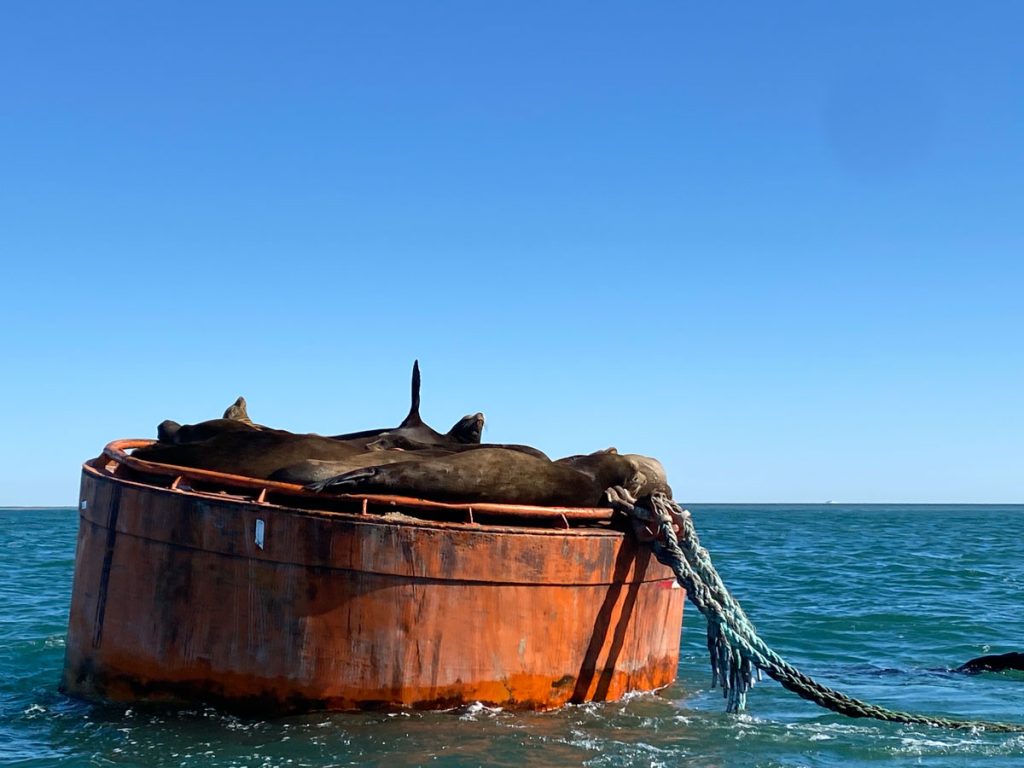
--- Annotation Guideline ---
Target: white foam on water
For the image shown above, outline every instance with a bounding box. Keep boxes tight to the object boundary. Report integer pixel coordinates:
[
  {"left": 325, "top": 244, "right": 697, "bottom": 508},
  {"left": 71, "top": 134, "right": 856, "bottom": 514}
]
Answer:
[{"left": 458, "top": 701, "right": 504, "bottom": 721}]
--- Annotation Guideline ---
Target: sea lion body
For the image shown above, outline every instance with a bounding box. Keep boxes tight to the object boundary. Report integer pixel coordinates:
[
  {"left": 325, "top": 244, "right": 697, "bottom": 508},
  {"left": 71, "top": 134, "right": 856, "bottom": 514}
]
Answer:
[
  {"left": 366, "top": 432, "right": 548, "bottom": 461},
  {"left": 133, "top": 430, "right": 368, "bottom": 480},
  {"left": 955, "top": 652, "right": 1024, "bottom": 674},
  {"left": 555, "top": 452, "right": 672, "bottom": 499},
  {"left": 268, "top": 448, "right": 456, "bottom": 485},
  {"left": 309, "top": 448, "right": 598, "bottom": 506},
  {"left": 158, "top": 418, "right": 261, "bottom": 445},
  {"left": 308, "top": 448, "right": 670, "bottom": 507}
]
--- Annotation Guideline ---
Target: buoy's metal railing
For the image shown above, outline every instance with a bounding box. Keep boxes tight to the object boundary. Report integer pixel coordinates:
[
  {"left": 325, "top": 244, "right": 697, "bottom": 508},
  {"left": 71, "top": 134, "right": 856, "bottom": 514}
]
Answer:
[{"left": 100, "top": 439, "right": 616, "bottom": 529}]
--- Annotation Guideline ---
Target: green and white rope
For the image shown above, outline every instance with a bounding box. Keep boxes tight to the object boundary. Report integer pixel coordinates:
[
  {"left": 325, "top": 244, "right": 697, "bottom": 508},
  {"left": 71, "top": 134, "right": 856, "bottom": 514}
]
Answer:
[{"left": 607, "top": 488, "right": 1024, "bottom": 732}]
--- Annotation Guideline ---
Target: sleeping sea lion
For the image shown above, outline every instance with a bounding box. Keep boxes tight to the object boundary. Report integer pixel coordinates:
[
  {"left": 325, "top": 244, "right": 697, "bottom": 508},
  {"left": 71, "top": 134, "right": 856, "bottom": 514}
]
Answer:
[
  {"left": 132, "top": 429, "right": 370, "bottom": 480},
  {"left": 156, "top": 394, "right": 269, "bottom": 445},
  {"left": 268, "top": 447, "right": 456, "bottom": 485},
  {"left": 274, "top": 438, "right": 551, "bottom": 484},
  {"left": 555, "top": 451, "right": 671, "bottom": 499},
  {"left": 307, "top": 448, "right": 671, "bottom": 507},
  {"left": 156, "top": 417, "right": 260, "bottom": 445}
]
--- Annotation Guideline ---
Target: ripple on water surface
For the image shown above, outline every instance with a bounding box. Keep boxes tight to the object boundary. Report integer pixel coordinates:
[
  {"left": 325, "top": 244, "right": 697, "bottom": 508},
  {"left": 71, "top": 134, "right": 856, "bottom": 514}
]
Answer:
[{"left": 2, "top": 505, "right": 1023, "bottom": 767}]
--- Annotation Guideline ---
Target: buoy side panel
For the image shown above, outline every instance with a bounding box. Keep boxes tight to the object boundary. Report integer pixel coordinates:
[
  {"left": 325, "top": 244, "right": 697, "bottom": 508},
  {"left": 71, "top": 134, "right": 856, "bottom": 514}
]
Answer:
[{"left": 62, "top": 469, "right": 684, "bottom": 712}]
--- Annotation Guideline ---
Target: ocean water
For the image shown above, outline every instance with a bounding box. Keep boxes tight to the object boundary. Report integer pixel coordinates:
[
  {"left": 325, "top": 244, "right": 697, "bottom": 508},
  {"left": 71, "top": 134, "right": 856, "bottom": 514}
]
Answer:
[{"left": 2, "top": 504, "right": 1022, "bottom": 767}]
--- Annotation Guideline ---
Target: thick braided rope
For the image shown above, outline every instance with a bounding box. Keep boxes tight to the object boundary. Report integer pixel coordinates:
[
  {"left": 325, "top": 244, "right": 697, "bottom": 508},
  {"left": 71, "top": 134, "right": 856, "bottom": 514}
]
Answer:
[{"left": 611, "top": 489, "right": 1024, "bottom": 732}]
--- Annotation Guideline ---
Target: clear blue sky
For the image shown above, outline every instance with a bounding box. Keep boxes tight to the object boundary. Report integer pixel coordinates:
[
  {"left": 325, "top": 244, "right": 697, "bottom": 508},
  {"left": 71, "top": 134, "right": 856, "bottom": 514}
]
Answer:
[{"left": 2, "top": 2, "right": 1021, "bottom": 505}]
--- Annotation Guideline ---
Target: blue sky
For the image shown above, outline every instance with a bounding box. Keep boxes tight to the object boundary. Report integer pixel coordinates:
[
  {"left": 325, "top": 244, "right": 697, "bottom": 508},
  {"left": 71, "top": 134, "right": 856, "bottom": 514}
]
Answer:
[{"left": 1, "top": 2, "right": 1021, "bottom": 505}]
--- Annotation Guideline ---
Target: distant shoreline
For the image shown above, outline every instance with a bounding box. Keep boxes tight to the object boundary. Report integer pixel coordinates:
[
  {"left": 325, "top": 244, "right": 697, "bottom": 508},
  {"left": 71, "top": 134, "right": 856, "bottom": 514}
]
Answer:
[{"left": 0, "top": 506, "right": 78, "bottom": 510}]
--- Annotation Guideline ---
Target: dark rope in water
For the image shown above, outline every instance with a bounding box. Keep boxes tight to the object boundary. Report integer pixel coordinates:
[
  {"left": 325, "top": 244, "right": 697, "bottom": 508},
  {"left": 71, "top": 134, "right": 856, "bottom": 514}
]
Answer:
[{"left": 606, "top": 488, "right": 1024, "bottom": 732}]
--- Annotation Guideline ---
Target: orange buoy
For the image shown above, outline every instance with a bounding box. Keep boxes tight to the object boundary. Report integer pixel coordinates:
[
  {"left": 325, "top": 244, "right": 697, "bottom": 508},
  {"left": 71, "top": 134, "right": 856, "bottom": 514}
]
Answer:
[{"left": 60, "top": 440, "right": 685, "bottom": 713}]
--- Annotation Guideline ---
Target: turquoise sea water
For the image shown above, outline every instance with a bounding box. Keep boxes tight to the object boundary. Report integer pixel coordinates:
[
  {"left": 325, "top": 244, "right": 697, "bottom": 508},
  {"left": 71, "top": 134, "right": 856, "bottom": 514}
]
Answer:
[{"left": 2, "top": 505, "right": 1022, "bottom": 767}]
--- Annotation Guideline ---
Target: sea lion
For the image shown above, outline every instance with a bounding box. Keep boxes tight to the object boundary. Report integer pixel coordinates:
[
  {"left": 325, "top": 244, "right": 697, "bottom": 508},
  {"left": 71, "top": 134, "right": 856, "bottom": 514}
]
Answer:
[
  {"left": 156, "top": 417, "right": 260, "bottom": 445},
  {"left": 223, "top": 396, "right": 255, "bottom": 425},
  {"left": 955, "top": 652, "right": 1024, "bottom": 674},
  {"left": 366, "top": 426, "right": 548, "bottom": 460},
  {"left": 156, "top": 395, "right": 267, "bottom": 445},
  {"left": 156, "top": 420, "right": 182, "bottom": 443},
  {"left": 307, "top": 448, "right": 671, "bottom": 507},
  {"left": 555, "top": 451, "right": 671, "bottom": 499},
  {"left": 268, "top": 447, "right": 456, "bottom": 485},
  {"left": 274, "top": 438, "right": 551, "bottom": 484},
  {"left": 132, "top": 429, "right": 370, "bottom": 480},
  {"left": 330, "top": 361, "right": 484, "bottom": 448},
  {"left": 446, "top": 412, "right": 485, "bottom": 444},
  {"left": 365, "top": 412, "right": 487, "bottom": 450}
]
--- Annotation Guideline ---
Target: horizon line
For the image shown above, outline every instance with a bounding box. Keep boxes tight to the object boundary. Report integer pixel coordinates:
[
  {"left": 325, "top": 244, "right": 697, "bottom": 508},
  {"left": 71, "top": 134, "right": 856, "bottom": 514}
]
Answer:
[{"left": 2, "top": 501, "right": 1022, "bottom": 510}]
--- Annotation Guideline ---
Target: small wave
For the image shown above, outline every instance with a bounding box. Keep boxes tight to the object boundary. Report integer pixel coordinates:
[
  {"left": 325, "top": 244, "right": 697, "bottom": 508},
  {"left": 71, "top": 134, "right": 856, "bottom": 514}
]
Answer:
[{"left": 458, "top": 701, "right": 504, "bottom": 721}]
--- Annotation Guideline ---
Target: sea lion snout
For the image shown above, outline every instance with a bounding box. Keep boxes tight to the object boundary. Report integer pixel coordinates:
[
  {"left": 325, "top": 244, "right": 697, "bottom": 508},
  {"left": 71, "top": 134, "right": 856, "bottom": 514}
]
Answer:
[
  {"left": 626, "top": 456, "right": 672, "bottom": 498},
  {"left": 223, "top": 396, "right": 254, "bottom": 425},
  {"left": 448, "top": 412, "right": 486, "bottom": 444}
]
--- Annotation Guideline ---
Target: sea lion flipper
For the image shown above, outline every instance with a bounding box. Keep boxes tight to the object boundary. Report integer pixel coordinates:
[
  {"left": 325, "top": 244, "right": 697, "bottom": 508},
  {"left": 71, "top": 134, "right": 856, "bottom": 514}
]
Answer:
[
  {"left": 307, "top": 467, "right": 379, "bottom": 494},
  {"left": 398, "top": 360, "right": 423, "bottom": 428},
  {"left": 367, "top": 434, "right": 421, "bottom": 451}
]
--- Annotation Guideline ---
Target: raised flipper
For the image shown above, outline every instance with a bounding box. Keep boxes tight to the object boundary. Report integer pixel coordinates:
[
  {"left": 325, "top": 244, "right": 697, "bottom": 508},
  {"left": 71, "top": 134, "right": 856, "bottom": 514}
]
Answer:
[
  {"left": 398, "top": 360, "right": 423, "bottom": 427},
  {"left": 329, "top": 360, "right": 424, "bottom": 441}
]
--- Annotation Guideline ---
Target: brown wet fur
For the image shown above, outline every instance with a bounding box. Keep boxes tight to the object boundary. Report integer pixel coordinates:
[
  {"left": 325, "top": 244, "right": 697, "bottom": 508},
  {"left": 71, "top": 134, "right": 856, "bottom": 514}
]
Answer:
[
  {"left": 555, "top": 452, "right": 671, "bottom": 499},
  {"left": 309, "top": 449, "right": 596, "bottom": 505},
  {"left": 269, "top": 448, "right": 456, "bottom": 484},
  {"left": 133, "top": 430, "right": 372, "bottom": 480},
  {"left": 309, "top": 448, "right": 670, "bottom": 507},
  {"left": 158, "top": 418, "right": 261, "bottom": 445},
  {"left": 366, "top": 433, "right": 548, "bottom": 461}
]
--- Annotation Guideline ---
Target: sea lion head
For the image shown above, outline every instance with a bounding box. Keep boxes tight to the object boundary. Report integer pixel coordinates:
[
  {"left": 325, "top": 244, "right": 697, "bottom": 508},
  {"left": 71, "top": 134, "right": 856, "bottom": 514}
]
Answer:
[
  {"left": 447, "top": 412, "right": 485, "bottom": 444},
  {"left": 157, "top": 420, "right": 182, "bottom": 443},
  {"left": 624, "top": 455, "right": 672, "bottom": 499},
  {"left": 223, "top": 396, "right": 254, "bottom": 425}
]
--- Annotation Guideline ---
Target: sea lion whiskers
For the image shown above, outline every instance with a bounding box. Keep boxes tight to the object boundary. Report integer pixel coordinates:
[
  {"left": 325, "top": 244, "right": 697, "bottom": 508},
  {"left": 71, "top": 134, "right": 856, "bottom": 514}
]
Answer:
[{"left": 448, "top": 412, "right": 485, "bottom": 444}]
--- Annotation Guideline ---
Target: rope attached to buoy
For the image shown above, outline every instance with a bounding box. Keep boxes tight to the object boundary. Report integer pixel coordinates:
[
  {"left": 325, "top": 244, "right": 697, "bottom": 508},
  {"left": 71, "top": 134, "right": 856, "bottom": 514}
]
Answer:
[{"left": 607, "top": 488, "right": 1024, "bottom": 732}]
